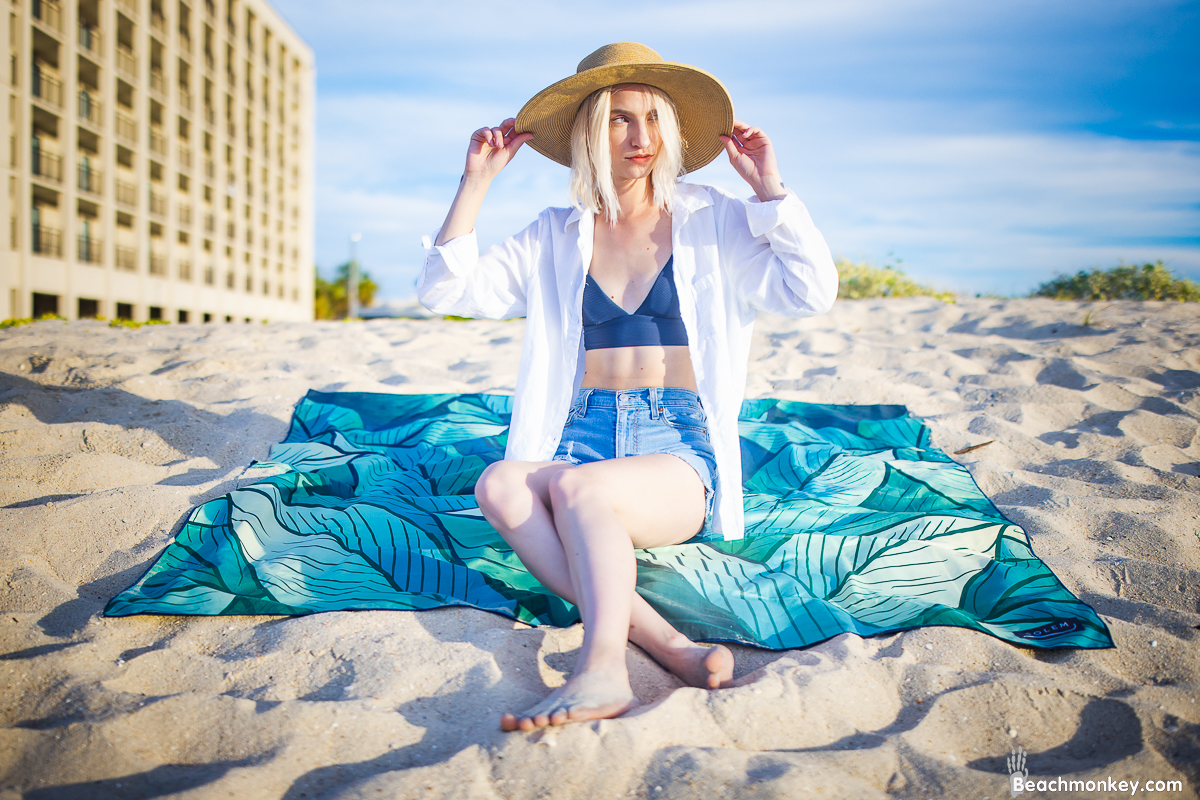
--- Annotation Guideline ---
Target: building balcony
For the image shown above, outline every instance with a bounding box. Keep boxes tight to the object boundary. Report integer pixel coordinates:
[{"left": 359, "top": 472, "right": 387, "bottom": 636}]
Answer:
[
  {"left": 116, "top": 179, "right": 137, "bottom": 207},
  {"left": 32, "top": 0, "right": 63, "bottom": 34},
  {"left": 115, "top": 244, "right": 137, "bottom": 271},
  {"left": 179, "top": 30, "right": 191, "bottom": 53},
  {"left": 179, "top": 85, "right": 192, "bottom": 110},
  {"left": 115, "top": 0, "right": 138, "bottom": 17},
  {"left": 178, "top": 259, "right": 192, "bottom": 280},
  {"left": 31, "top": 149, "right": 62, "bottom": 183},
  {"left": 32, "top": 67, "right": 63, "bottom": 109},
  {"left": 116, "top": 111, "right": 137, "bottom": 143},
  {"left": 78, "top": 163, "right": 103, "bottom": 195},
  {"left": 78, "top": 235, "right": 103, "bottom": 264},
  {"left": 117, "top": 46, "right": 137, "bottom": 78},
  {"left": 204, "top": 212, "right": 214, "bottom": 232},
  {"left": 32, "top": 223, "right": 63, "bottom": 257},
  {"left": 149, "top": 69, "right": 166, "bottom": 97},
  {"left": 149, "top": 252, "right": 167, "bottom": 275},
  {"left": 78, "top": 91, "right": 103, "bottom": 127},
  {"left": 178, "top": 143, "right": 192, "bottom": 168},
  {"left": 78, "top": 23, "right": 102, "bottom": 57},
  {"left": 149, "top": 189, "right": 167, "bottom": 217},
  {"left": 150, "top": 12, "right": 166, "bottom": 34},
  {"left": 149, "top": 127, "right": 167, "bottom": 156},
  {"left": 178, "top": 202, "right": 192, "bottom": 225},
  {"left": 204, "top": 158, "right": 215, "bottom": 179}
]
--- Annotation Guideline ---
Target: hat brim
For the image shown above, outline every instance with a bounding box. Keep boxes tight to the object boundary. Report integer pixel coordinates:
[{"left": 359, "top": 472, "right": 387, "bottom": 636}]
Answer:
[{"left": 514, "top": 63, "right": 734, "bottom": 174}]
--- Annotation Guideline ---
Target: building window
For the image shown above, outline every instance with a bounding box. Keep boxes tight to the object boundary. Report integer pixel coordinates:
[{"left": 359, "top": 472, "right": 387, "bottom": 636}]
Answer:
[
  {"left": 148, "top": 306, "right": 164, "bottom": 320},
  {"left": 78, "top": 297, "right": 100, "bottom": 318},
  {"left": 117, "top": 302, "right": 134, "bottom": 320},
  {"left": 32, "top": 292, "right": 59, "bottom": 317}
]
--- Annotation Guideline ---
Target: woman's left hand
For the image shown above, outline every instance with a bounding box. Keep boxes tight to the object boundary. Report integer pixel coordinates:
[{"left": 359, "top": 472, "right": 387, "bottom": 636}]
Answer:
[{"left": 720, "top": 121, "right": 787, "bottom": 202}]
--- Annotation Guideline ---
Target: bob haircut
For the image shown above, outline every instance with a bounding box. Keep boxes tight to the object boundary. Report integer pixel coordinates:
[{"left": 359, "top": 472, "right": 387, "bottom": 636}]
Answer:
[{"left": 568, "top": 84, "right": 684, "bottom": 225}]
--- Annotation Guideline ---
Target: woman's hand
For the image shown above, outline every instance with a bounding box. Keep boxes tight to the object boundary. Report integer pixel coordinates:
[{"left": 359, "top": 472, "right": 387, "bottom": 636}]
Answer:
[
  {"left": 464, "top": 118, "right": 533, "bottom": 182},
  {"left": 435, "top": 118, "right": 532, "bottom": 246},
  {"left": 720, "top": 121, "right": 787, "bottom": 202}
]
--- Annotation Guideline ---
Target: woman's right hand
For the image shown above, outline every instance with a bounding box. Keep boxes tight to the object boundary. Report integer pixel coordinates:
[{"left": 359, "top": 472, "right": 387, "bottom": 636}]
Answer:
[
  {"left": 436, "top": 119, "right": 532, "bottom": 245},
  {"left": 465, "top": 118, "right": 533, "bottom": 182}
]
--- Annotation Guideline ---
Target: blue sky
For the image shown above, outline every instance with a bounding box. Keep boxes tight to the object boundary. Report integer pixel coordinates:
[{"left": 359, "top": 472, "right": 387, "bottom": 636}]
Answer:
[{"left": 273, "top": 0, "right": 1200, "bottom": 299}]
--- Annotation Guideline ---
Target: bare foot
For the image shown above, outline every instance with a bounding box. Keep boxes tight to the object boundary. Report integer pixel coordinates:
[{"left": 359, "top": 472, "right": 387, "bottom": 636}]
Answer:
[
  {"left": 500, "top": 670, "right": 637, "bottom": 732},
  {"left": 662, "top": 643, "right": 734, "bottom": 690}
]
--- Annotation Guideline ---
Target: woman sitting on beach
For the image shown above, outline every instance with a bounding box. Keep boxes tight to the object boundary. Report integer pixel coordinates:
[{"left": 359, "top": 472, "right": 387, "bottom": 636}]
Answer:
[{"left": 420, "top": 43, "right": 838, "bottom": 732}]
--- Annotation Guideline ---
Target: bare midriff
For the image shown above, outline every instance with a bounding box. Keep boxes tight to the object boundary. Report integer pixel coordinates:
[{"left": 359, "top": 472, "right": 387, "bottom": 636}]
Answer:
[{"left": 580, "top": 345, "right": 698, "bottom": 392}]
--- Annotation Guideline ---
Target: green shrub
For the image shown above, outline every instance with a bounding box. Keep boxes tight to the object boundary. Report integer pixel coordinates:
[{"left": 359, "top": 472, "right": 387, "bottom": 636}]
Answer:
[
  {"left": 109, "top": 318, "right": 143, "bottom": 328},
  {"left": 1031, "top": 262, "right": 1199, "bottom": 302},
  {"left": 836, "top": 259, "right": 955, "bottom": 301},
  {"left": 2, "top": 314, "right": 67, "bottom": 328}
]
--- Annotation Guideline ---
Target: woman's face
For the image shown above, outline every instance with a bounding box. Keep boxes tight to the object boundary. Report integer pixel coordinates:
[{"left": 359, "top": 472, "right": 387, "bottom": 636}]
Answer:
[{"left": 607, "top": 86, "right": 660, "bottom": 183}]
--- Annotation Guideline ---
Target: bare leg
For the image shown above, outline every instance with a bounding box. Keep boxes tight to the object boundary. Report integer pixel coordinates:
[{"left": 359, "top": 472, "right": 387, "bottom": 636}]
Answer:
[
  {"left": 475, "top": 457, "right": 734, "bottom": 731},
  {"left": 477, "top": 460, "right": 732, "bottom": 692}
]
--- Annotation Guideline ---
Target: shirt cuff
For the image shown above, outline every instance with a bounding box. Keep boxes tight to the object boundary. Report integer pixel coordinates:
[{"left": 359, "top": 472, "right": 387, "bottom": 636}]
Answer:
[
  {"left": 744, "top": 188, "right": 806, "bottom": 239},
  {"left": 423, "top": 228, "right": 479, "bottom": 274}
]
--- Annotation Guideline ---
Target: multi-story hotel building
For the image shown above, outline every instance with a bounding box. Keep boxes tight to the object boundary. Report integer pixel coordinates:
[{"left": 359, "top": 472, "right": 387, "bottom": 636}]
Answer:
[{"left": 0, "top": 0, "right": 313, "bottom": 323}]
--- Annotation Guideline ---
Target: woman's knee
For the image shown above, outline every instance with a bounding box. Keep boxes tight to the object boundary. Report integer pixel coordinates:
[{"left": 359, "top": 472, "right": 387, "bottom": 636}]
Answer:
[{"left": 475, "top": 461, "right": 528, "bottom": 522}]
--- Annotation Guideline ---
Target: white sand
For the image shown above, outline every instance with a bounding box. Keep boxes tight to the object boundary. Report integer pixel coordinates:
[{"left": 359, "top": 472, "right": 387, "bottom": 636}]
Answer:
[{"left": 1, "top": 298, "right": 1197, "bottom": 799}]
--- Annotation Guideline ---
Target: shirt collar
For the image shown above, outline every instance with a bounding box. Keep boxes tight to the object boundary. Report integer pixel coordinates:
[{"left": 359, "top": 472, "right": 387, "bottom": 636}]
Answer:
[
  {"left": 673, "top": 182, "right": 714, "bottom": 220},
  {"left": 566, "top": 205, "right": 587, "bottom": 228}
]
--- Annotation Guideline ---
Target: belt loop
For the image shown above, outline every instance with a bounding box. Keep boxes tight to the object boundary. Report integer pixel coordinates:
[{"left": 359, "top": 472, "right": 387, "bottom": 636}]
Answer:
[
  {"left": 579, "top": 387, "right": 592, "bottom": 417},
  {"left": 650, "top": 387, "right": 660, "bottom": 419}
]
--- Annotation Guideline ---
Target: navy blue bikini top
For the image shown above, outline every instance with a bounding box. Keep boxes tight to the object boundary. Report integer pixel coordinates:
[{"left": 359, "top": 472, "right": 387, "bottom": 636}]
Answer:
[{"left": 582, "top": 256, "right": 689, "bottom": 351}]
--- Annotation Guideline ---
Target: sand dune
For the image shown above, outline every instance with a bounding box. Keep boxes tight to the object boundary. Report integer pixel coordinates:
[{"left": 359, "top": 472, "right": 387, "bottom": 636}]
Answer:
[{"left": 1, "top": 298, "right": 1197, "bottom": 799}]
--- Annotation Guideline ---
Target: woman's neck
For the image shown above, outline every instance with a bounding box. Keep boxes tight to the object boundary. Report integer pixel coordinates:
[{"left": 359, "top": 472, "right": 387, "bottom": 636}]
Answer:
[{"left": 610, "top": 176, "right": 658, "bottom": 222}]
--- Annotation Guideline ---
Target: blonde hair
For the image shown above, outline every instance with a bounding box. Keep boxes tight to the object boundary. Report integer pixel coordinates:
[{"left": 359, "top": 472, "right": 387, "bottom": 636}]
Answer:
[{"left": 568, "top": 84, "right": 684, "bottom": 225}]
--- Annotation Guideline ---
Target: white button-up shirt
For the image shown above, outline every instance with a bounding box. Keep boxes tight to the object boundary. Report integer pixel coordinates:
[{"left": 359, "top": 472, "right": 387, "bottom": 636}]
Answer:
[{"left": 419, "top": 182, "right": 837, "bottom": 540}]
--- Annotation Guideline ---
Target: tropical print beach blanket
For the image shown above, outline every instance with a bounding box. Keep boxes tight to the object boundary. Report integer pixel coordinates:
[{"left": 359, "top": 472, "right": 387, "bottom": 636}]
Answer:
[{"left": 106, "top": 391, "right": 1112, "bottom": 651}]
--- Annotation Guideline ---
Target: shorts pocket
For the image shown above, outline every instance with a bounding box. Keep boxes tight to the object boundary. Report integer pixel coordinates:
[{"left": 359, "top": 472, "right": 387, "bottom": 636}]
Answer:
[
  {"left": 662, "top": 405, "right": 709, "bottom": 437},
  {"left": 562, "top": 402, "right": 584, "bottom": 428}
]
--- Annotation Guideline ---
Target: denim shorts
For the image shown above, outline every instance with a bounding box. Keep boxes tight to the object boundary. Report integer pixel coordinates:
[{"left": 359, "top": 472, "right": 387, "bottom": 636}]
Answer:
[{"left": 552, "top": 387, "right": 718, "bottom": 538}]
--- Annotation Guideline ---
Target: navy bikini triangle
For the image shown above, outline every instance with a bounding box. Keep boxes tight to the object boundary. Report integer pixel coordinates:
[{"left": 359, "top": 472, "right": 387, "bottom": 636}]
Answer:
[{"left": 582, "top": 257, "right": 688, "bottom": 350}]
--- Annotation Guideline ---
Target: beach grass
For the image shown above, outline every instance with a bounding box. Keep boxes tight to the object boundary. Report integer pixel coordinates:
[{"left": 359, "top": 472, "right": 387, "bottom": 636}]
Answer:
[
  {"left": 834, "top": 259, "right": 956, "bottom": 301},
  {"left": 1031, "top": 261, "right": 1199, "bottom": 301}
]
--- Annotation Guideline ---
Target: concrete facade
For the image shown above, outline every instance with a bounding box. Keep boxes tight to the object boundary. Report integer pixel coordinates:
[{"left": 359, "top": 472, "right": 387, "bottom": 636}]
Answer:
[{"left": 1, "top": 0, "right": 314, "bottom": 323}]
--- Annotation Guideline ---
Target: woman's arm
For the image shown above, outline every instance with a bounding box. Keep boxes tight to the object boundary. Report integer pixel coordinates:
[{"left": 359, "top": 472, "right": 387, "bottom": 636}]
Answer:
[
  {"left": 419, "top": 119, "right": 539, "bottom": 319},
  {"left": 436, "top": 119, "right": 533, "bottom": 246},
  {"left": 715, "top": 122, "right": 839, "bottom": 317}
]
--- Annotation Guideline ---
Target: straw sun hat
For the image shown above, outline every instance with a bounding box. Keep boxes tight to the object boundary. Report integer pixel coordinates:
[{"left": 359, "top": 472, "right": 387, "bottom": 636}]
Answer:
[{"left": 514, "top": 42, "right": 734, "bottom": 174}]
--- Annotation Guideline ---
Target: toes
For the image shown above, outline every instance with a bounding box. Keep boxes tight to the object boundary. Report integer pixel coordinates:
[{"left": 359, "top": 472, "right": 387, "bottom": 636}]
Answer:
[
  {"left": 532, "top": 713, "right": 552, "bottom": 728},
  {"left": 518, "top": 716, "right": 535, "bottom": 732},
  {"left": 549, "top": 708, "right": 569, "bottom": 726},
  {"left": 500, "top": 713, "right": 518, "bottom": 732}
]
